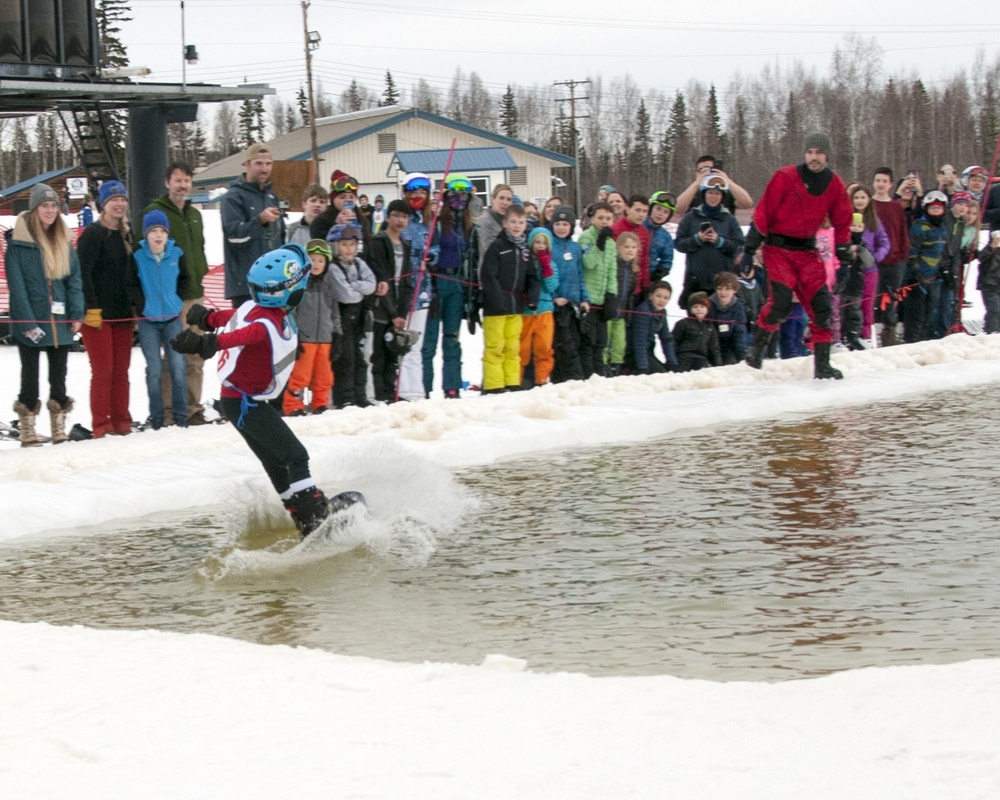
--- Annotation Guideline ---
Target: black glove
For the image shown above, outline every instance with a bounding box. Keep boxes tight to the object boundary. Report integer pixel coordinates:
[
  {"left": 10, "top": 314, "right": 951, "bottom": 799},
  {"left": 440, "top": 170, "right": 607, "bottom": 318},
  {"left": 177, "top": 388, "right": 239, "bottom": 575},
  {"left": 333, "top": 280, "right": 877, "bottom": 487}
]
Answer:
[
  {"left": 596, "top": 227, "right": 613, "bottom": 252},
  {"left": 329, "top": 331, "right": 343, "bottom": 363},
  {"left": 738, "top": 250, "right": 755, "bottom": 275},
  {"left": 835, "top": 243, "right": 852, "bottom": 269},
  {"left": 171, "top": 330, "right": 218, "bottom": 359},
  {"left": 834, "top": 264, "right": 851, "bottom": 294},
  {"left": 186, "top": 303, "right": 213, "bottom": 332}
]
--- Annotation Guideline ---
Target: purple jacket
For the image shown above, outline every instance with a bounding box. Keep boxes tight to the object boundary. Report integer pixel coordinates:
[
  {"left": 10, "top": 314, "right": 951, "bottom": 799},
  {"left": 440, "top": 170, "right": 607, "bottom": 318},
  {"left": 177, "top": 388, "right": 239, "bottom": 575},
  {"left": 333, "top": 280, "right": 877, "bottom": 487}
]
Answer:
[{"left": 862, "top": 222, "right": 891, "bottom": 273}]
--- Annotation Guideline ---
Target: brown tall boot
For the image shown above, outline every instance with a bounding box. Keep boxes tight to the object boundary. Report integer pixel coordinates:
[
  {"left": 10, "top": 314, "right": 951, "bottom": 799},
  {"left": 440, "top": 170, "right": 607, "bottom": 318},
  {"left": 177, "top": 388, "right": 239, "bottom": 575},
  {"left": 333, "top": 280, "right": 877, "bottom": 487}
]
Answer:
[
  {"left": 13, "top": 400, "right": 43, "bottom": 447},
  {"left": 47, "top": 397, "right": 74, "bottom": 444},
  {"left": 880, "top": 324, "right": 898, "bottom": 347}
]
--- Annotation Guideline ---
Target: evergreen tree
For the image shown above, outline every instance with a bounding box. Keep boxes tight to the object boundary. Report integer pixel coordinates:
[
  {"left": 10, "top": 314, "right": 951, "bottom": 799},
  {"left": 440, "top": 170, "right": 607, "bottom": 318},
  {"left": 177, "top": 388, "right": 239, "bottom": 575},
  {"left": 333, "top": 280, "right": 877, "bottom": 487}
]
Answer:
[
  {"left": 910, "top": 79, "right": 934, "bottom": 175},
  {"left": 95, "top": 0, "right": 131, "bottom": 72},
  {"left": 781, "top": 91, "right": 803, "bottom": 165},
  {"left": 253, "top": 98, "right": 266, "bottom": 141},
  {"left": 499, "top": 85, "right": 519, "bottom": 139},
  {"left": 630, "top": 99, "right": 653, "bottom": 189},
  {"left": 238, "top": 99, "right": 258, "bottom": 148},
  {"left": 704, "top": 85, "right": 726, "bottom": 163},
  {"left": 380, "top": 71, "right": 400, "bottom": 107},
  {"left": 348, "top": 80, "right": 364, "bottom": 113},
  {"left": 661, "top": 91, "right": 692, "bottom": 189},
  {"left": 191, "top": 122, "right": 207, "bottom": 167},
  {"left": 297, "top": 86, "right": 310, "bottom": 125},
  {"left": 94, "top": 0, "right": 132, "bottom": 175}
]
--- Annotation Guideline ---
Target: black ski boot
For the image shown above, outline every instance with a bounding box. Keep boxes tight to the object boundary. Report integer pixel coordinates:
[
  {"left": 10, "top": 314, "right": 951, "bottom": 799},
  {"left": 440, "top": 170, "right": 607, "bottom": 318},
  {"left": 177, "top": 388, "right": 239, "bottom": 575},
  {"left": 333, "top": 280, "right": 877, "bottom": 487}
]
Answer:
[
  {"left": 844, "top": 332, "right": 866, "bottom": 351},
  {"left": 745, "top": 328, "right": 773, "bottom": 369},
  {"left": 813, "top": 342, "right": 844, "bottom": 380},
  {"left": 283, "top": 486, "right": 331, "bottom": 538}
]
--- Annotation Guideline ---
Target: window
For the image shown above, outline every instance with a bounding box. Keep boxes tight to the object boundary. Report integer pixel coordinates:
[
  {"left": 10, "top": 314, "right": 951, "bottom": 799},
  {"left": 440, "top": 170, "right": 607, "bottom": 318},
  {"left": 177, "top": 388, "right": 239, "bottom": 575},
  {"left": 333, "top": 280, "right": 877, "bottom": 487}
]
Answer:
[
  {"left": 470, "top": 176, "right": 489, "bottom": 209},
  {"left": 378, "top": 133, "right": 397, "bottom": 153},
  {"left": 509, "top": 167, "right": 527, "bottom": 186}
]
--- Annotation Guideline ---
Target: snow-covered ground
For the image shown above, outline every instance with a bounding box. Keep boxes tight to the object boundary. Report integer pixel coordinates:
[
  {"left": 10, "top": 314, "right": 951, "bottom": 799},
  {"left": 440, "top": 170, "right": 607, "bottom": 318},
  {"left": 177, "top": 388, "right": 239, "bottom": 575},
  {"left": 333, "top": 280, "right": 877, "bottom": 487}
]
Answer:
[{"left": 1, "top": 214, "right": 998, "bottom": 797}]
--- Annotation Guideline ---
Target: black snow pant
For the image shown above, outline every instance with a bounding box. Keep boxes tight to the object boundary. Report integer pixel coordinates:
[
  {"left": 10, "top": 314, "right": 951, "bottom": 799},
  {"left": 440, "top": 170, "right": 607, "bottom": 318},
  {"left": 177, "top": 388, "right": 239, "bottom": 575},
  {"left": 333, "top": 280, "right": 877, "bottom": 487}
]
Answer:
[
  {"left": 332, "top": 302, "right": 368, "bottom": 408},
  {"left": 876, "top": 261, "right": 906, "bottom": 327},
  {"left": 551, "top": 303, "right": 583, "bottom": 383},
  {"left": 220, "top": 396, "right": 310, "bottom": 495},
  {"left": 578, "top": 307, "right": 607, "bottom": 378},
  {"left": 370, "top": 320, "right": 399, "bottom": 402}
]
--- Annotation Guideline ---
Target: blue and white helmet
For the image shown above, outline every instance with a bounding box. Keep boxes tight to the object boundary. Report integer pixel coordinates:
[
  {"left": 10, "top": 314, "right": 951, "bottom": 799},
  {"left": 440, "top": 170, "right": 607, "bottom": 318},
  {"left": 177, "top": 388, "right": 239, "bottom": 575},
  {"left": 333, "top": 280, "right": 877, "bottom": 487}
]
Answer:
[{"left": 247, "top": 244, "right": 310, "bottom": 309}]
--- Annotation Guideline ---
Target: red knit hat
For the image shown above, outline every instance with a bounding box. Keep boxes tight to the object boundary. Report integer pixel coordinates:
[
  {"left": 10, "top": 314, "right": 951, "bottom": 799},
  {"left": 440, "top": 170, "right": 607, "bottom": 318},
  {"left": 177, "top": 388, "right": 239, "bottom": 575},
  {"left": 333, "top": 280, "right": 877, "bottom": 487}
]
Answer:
[{"left": 329, "top": 170, "right": 359, "bottom": 195}]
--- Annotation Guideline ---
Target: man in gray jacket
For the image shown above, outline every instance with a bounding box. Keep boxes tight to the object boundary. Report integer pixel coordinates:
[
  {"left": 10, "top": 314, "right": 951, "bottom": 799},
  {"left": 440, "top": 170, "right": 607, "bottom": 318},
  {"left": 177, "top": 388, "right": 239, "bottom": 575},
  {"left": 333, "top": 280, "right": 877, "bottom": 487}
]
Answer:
[{"left": 221, "top": 142, "right": 286, "bottom": 306}]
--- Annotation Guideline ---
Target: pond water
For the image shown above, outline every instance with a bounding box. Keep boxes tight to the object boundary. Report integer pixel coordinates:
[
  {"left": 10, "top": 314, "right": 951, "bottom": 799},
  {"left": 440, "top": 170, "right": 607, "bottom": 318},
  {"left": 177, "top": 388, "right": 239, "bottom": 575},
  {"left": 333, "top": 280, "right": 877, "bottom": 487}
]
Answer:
[{"left": 1, "top": 386, "right": 998, "bottom": 680}]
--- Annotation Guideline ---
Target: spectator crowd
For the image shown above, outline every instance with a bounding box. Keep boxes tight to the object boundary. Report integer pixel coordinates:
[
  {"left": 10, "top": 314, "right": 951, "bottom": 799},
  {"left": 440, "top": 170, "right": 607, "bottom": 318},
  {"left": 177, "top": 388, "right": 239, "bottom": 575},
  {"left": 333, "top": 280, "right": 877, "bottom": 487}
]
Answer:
[{"left": 4, "top": 137, "right": 1000, "bottom": 446}]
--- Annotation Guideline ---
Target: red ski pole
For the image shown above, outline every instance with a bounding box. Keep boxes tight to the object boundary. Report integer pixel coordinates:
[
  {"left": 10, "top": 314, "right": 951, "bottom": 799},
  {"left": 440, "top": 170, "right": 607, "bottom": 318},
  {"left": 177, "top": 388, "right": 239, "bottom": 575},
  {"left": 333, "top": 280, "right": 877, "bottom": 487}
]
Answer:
[{"left": 394, "top": 137, "right": 458, "bottom": 401}]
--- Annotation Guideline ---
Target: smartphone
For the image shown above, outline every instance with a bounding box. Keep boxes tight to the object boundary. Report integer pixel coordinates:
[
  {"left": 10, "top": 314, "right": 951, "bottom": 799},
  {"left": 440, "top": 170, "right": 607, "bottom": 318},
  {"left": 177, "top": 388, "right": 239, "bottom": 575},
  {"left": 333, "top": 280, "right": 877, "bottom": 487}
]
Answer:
[
  {"left": 852, "top": 213, "right": 864, "bottom": 227},
  {"left": 699, "top": 221, "right": 713, "bottom": 233},
  {"left": 907, "top": 168, "right": 918, "bottom": 180}
]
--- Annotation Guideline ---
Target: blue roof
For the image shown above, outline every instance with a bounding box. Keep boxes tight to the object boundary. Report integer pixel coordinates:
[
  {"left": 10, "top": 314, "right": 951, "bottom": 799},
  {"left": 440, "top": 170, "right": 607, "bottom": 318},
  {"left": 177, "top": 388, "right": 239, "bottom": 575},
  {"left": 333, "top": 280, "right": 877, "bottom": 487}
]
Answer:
[
  {"left": 287, "top": 107, "right": 575, "bottom": 168},
  {"left": 0, "top": 166, "right": 78, "bottom": 199},
  {"left": 392, "top": 147, "right": 517, "bottom": 174}
]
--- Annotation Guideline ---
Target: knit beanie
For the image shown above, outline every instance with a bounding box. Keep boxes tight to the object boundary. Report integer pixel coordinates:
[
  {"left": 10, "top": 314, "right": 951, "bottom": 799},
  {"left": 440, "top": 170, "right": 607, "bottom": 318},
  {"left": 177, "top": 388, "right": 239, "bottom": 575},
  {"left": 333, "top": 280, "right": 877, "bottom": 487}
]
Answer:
[
  {"left": 688, "top": 291, "right": 710, "bottom": 311},
  {"left": 142, "top": 209, "right": 169, "bottom": 236},
  {"left": 804, "top": 131, "right": 832, "bottom": 158},
  {"left": 527, "top": 227, "right": 552, "bottom": 248},
  {"left": 329, "top": 169, "right": 359, "bottom": 195},
  {"left": 29, "top": 183, "right": 59, "bottom": 212},
  {"left": 98, "top": 180, "right": 127, "bottom": 207},
  {"left": 550, "top": 205, "right": 576, "bottom": 226}
]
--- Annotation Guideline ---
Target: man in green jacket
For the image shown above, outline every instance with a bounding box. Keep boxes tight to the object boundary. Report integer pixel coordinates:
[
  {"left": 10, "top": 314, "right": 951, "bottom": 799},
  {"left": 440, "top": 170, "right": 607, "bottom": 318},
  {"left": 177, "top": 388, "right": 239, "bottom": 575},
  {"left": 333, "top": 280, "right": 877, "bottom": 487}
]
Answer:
[{"left": 145, "top": 161, "right": 211, "bottom": 425}]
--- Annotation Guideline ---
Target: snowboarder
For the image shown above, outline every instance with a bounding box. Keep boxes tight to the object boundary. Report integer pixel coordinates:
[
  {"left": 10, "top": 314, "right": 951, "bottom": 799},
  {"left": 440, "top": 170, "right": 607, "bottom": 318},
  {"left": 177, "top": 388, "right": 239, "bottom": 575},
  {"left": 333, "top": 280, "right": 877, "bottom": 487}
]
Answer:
[
  {"left": 170, "top": 244, "right": 357, "bottom": 537},
  {"left": 746, "top": 132, "right": 853, "bottom": 379}
]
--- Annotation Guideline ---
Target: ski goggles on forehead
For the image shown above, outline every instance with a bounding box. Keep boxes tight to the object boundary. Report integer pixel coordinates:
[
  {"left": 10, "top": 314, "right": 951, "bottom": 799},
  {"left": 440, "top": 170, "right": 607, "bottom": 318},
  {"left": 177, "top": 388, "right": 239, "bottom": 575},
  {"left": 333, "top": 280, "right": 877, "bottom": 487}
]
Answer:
[
  {"left": 306, "top": 239, "right": 332, "bottom": 258},
  {"left": 330, "top": 177, "right": 359, "bottom": 193},
  {"left": 404, "top": 177, "right": 432, "bottom": 192},
  {"left": 650, "top": 192, "right": 677, "bottom": 212}
]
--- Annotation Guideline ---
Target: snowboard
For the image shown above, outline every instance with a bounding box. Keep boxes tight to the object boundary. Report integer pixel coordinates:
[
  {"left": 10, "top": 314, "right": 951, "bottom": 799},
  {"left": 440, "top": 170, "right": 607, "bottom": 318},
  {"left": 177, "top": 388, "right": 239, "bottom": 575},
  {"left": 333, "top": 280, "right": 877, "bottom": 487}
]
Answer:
[{"left": 327, "top": 490, "right": 367, "bottom": 517}]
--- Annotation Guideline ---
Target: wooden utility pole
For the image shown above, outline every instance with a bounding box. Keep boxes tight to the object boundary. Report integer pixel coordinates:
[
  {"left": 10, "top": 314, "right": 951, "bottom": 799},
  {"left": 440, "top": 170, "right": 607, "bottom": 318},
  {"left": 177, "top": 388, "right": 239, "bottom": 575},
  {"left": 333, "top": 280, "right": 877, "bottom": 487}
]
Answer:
[
  {"left": 553, "top": 79, "right": 590, "bottom": 213},
  {"left": 301, "top": 1, "right": 320, "bottom": 175}
]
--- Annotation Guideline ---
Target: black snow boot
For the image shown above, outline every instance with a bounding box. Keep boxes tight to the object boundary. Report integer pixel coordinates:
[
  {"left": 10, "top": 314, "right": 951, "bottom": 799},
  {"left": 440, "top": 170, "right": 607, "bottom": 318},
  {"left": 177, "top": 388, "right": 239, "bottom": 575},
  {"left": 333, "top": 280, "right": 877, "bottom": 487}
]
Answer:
[
  {"left": 283, "top": 486, "right": 331, "bottom": 538},
  {"left": 844, "top": 332, "right": 867, "bottom": 351},
  {"left": 745, "top": 328, "right": 773, "bottom": 369},
  {"left": 813, "top": 342, "right": 844, "bottom": 380}
]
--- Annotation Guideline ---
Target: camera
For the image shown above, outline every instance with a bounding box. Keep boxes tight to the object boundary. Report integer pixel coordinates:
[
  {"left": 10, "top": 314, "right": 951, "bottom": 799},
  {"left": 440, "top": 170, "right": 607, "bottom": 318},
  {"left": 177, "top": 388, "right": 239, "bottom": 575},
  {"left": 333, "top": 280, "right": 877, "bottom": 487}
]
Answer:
[{"left": 278, "top": 199, "right": 290, "bottom": 218}]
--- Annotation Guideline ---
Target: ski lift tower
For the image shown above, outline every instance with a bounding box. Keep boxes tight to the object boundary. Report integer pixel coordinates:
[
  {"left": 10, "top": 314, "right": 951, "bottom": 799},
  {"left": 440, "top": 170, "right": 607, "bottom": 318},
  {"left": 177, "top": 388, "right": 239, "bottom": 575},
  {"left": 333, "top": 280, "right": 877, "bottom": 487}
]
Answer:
[{"left": 0, "top": 0, "right": 273, "bottom": 219}]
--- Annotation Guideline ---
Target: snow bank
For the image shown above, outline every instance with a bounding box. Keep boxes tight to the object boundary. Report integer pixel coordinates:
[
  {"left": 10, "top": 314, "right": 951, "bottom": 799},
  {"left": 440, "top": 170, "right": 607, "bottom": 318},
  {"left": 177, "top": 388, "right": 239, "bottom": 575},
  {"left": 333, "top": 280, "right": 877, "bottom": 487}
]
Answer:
[{"left": 1, "top": 620, "right": 996, "bottom": 799}]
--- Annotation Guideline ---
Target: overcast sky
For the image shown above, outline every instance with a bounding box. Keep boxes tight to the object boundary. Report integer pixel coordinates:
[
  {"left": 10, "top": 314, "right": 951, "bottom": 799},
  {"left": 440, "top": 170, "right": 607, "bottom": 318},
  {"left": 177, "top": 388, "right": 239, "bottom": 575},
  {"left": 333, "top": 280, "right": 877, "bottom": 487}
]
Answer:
[{"left": 123, "top": 0, "right": 1000, "bottom": 109}]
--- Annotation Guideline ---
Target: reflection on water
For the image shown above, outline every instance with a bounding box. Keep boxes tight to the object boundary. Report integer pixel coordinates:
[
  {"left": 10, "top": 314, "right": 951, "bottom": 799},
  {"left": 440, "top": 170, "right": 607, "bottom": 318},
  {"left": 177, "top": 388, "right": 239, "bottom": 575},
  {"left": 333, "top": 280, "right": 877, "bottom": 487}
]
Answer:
[{"left": 1, "top": 386, "right": 999, "bottom": 680}]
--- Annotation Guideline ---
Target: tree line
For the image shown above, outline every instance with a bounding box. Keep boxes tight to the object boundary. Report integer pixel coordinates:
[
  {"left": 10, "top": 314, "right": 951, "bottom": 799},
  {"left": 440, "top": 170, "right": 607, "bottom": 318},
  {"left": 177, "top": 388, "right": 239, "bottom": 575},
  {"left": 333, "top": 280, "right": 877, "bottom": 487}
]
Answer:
[{"left": 2, "top": 30, "right": 999, "bottom": 206}]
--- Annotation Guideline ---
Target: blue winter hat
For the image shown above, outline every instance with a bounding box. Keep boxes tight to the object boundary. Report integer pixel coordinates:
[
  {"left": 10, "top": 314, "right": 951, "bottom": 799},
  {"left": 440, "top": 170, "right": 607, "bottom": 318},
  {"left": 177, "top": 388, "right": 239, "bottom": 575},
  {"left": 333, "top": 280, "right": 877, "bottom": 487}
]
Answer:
[
  {"left": 98, "top": 180, "right": 127, "bottom": 207},
  {"left": 527, "top": 227, "right": 552, "bottom": 247},
  {"left": 142, "top": 209, "right": 169, "bottom": 236}
]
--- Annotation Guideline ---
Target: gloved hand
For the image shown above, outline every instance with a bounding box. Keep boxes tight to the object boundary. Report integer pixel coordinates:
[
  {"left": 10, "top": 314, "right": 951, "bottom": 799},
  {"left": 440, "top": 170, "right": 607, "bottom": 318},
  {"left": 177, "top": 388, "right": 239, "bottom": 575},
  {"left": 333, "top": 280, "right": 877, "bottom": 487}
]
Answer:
[
  {"left": 426, "top": 246, "right": 440, "bottom": 267},
  {"left": 738, "top": 250, "right": 755, "bottom": 275},
  {"left": 83, "top": 309, "right": 102, "bottom": 329},
  {"left": 596, "top": 227, "right": 613, "bottom": 252},
  {"left": 329, "top": 331, "right": 343, "bottom": 363},
  {"left": 834, "top": 264, "right": 851, "bottom": 295},
  {"left": 171, "top": 329, "right": 218, "bottom": 359},
  {"left": 835, "top": 243, "right": 852, "bottom": 269},
  {"left": 186, "top": 303, "right": 213, "bottom": 332}
]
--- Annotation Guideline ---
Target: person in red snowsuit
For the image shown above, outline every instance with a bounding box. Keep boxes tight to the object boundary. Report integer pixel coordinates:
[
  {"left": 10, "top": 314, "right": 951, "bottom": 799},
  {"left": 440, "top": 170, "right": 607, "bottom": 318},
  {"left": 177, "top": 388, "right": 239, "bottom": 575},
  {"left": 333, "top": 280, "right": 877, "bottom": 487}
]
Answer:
[{"left": 746, "top": 132, "right": 854, "bottom": 379}]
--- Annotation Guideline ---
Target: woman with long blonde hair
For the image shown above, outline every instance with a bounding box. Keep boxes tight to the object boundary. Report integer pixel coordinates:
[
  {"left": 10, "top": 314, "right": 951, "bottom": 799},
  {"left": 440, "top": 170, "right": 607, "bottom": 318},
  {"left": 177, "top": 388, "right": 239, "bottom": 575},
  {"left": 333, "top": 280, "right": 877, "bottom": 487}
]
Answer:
[{"left": 6, "top": 183, "right": 84, "bottom": 445}]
